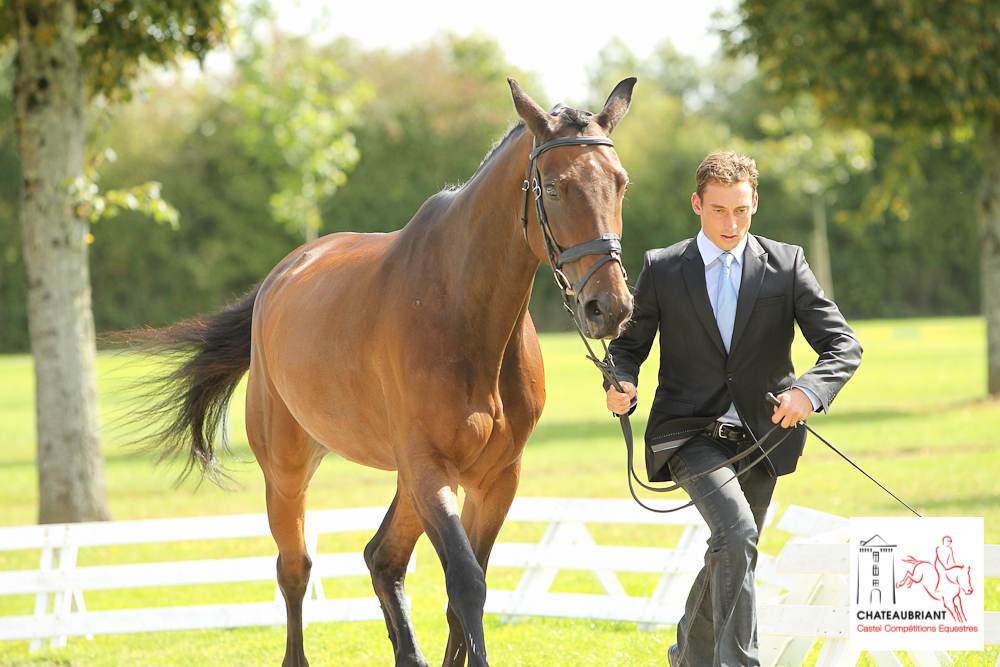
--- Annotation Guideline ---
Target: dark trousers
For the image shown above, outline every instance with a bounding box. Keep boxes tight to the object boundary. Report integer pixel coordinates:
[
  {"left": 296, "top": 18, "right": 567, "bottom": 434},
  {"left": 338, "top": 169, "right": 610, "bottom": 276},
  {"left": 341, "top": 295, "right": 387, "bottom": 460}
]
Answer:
[{"left": 667, "top": 434, "right": 777, "bottom": 667}]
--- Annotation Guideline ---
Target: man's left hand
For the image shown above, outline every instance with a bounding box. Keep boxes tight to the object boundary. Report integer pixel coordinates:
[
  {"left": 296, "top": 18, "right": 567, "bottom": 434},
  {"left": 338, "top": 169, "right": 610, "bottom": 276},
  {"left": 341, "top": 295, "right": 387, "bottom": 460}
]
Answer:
[{"left": 771, "top": 388, "right": 813, "bottom": 428}]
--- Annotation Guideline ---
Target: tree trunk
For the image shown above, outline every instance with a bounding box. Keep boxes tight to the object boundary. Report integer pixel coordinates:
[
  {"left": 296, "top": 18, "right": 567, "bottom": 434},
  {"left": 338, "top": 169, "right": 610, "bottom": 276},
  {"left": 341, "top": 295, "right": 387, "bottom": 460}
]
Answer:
[
  {"left": 982, "top": 112, "right": 1000, "bottom": 397},
  {"left": 810, "top": 192, "right": 835, "bottom": 301},
  {"left": 14, "top": 0, "right": 111, "bottom": 523}
]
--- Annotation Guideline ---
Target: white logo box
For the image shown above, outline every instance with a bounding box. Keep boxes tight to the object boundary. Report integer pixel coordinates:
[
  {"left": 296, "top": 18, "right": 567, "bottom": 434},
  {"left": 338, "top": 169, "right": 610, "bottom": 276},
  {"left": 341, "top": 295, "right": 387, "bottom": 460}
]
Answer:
[{"left": 850, "top": 517, "right": 984, "bottom": 651}]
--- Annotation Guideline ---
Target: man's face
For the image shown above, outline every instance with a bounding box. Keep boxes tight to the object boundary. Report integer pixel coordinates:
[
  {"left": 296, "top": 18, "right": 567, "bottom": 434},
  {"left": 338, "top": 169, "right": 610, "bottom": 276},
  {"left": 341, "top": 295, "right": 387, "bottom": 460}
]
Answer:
[{"left": 692, "top": 180, "right": 758, "bottom": 251}]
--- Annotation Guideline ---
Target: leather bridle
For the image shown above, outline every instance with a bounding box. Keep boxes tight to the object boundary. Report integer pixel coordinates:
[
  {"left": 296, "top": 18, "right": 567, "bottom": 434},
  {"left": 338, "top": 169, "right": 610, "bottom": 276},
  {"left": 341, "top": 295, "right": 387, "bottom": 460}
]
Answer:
[{"left": 520, "top": 135, "right": 627, "bottom": 301}]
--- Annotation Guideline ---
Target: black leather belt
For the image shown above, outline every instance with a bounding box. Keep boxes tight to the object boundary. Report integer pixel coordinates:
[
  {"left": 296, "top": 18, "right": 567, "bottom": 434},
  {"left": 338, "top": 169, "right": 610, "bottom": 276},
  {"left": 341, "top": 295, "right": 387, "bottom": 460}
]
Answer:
[{"left": 705, "top": 421, "right": 750, "bottom": 442}]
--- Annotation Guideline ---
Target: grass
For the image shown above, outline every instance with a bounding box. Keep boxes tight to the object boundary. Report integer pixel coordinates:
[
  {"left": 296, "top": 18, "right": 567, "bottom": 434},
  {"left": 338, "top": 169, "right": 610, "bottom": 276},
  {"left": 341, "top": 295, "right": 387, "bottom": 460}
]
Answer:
[{"left": 0, "top": 316, "right": 998, "bottom": 666}]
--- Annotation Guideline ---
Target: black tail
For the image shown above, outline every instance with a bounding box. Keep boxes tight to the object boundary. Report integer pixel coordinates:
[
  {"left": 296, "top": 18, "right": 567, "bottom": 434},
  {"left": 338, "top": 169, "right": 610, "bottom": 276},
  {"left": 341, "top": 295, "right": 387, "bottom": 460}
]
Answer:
[{"left": 113, "top": 286, "right": 259, "bottom": 485}]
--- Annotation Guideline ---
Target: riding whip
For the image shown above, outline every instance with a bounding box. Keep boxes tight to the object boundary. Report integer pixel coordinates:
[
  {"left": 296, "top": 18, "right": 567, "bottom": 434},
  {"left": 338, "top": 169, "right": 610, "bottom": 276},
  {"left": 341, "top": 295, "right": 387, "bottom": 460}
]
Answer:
[{"left": 764, "top": 392, "right": 921, "bottom": 517}]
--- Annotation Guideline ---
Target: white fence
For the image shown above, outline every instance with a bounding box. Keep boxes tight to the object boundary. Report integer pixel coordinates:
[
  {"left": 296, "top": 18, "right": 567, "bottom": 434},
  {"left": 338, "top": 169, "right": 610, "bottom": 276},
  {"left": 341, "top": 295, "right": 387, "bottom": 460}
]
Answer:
[
  {"left": 0, "top": 507, "right": 413, "bottom": 651},
  {"left": 483, "top": 496, "right": 781, "bottom": 629},
  {"left": 1, "top": 500, "right": 997, "bottom": 667}
]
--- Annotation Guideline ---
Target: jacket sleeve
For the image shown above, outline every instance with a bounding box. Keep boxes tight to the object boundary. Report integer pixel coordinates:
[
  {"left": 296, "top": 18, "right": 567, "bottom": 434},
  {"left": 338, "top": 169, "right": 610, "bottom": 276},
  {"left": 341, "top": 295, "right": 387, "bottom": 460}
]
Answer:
[
  {"left": 791, "top": 246, "right": 863, "bottom": 411},
  {"left": 606, "top": 251, "right": 661, "bottom": 393}
]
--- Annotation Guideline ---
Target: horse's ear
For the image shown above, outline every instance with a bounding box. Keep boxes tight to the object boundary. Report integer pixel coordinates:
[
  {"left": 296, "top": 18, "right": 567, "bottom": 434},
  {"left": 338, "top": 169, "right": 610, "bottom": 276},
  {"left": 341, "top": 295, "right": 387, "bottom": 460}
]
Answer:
[
  {"left": 508, "top": 77, "right": 556, "bottom": 141},
  {"left": 595, "top": 77, "right": 637, "bottom": 134}
]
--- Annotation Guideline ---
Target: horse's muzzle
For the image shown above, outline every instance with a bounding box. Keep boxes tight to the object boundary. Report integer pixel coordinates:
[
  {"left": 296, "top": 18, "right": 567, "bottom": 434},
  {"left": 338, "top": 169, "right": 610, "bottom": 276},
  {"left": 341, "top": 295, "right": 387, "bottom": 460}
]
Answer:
[{"left": 582, "top": 292, "right": 632, "bottom": 340}]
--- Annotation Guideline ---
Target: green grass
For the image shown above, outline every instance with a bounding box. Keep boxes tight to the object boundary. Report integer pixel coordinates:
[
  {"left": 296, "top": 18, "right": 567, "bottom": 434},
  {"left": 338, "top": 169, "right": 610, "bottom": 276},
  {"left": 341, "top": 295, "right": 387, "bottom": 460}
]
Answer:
[{"left": 1, "top": 316, "right": 998, "bottom": 666}]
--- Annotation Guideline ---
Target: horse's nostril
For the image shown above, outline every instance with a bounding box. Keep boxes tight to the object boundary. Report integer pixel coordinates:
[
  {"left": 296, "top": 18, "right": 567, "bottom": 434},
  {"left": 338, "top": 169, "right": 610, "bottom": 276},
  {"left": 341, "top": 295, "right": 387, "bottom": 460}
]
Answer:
[{"left": 584, "top": 299, "right": 606, "bottom": 326}]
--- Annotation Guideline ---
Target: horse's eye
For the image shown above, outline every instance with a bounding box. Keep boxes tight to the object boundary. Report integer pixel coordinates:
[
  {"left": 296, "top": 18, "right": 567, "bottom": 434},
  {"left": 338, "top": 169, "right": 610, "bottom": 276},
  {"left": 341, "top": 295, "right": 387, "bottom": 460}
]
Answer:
[{"left": 544, "top": 183, "right": 559, "bottom": 199}]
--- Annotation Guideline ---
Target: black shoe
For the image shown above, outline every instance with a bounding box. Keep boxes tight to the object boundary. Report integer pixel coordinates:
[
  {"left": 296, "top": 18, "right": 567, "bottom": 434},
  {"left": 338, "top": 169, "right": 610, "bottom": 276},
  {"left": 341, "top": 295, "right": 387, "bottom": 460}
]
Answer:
[{"left": 668, "top": 643, "right": 680, "bottom": 667}]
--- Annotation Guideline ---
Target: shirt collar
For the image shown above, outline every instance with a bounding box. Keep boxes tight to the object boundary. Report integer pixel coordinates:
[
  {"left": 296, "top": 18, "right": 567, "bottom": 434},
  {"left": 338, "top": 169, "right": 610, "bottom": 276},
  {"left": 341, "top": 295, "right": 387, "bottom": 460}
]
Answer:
[{"left": 697, "top": 229, "right": 749, "bottom": 268}]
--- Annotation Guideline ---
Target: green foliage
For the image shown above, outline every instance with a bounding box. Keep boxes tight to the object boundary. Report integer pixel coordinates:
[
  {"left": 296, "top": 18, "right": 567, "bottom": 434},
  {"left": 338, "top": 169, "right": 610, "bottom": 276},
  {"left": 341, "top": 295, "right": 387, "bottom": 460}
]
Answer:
[
  {"left": 0, "top": 19, "right": 989, "bottom": 350},
  {"left": 84, "top": 80, "right": 301, "bottom": 334},
  {"left": 725, "top": 0, "right": 1000, "bottom": 128},
  {"left": 0, "top": 0, "right": 231, "bottom": 101},
  {"left": 228, "top": 25, "right": 370, "bottom": 240},
  {"left": 748, "top": 93, "right": 874, "bottom": 197},
  {"left": 69, "top": 149, "right": 178, "bottom": 226},
  {"left": 318, "top": 34, "right": 533, "bottom": 236},
  {"left": 76, "top": 0, "right": 230, "bottom": 101}
]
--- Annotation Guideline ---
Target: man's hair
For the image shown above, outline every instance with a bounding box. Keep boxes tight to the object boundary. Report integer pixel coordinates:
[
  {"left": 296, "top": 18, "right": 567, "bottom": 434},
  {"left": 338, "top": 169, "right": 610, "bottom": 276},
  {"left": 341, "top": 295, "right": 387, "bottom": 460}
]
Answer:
[{"left": 696, "top": 151, "right": 758, "bottom": 195}]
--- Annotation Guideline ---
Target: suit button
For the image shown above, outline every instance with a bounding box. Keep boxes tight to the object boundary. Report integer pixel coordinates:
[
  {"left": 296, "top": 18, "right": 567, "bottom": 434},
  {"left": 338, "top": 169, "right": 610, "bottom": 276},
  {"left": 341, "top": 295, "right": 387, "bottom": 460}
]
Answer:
[{"left": 727, "top": 373, "right": 734, "bottom": 381}]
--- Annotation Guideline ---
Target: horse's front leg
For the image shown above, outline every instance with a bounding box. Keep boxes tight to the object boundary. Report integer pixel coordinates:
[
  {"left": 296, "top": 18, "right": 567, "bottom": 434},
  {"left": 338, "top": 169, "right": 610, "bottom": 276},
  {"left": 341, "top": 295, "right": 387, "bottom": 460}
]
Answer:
[
  {"left": 441, "top": 460, "right": 521, "bottom": 667},
  {"left": 405, "top": 461, "right": 490, "bottom": 667}
]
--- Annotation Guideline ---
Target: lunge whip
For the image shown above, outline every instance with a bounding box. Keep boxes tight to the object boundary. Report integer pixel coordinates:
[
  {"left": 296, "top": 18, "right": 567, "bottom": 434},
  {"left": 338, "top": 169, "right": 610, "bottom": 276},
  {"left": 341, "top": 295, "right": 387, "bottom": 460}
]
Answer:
[{"left": 764, "top": 392, "right": 921, "bottom": 517}]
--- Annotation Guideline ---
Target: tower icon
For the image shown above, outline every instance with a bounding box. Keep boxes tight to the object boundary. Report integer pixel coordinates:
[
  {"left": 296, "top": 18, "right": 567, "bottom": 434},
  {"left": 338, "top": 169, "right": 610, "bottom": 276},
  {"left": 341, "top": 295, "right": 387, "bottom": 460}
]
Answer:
[{"left": 857, "top": 534, "right": 897, "bottom": 605}]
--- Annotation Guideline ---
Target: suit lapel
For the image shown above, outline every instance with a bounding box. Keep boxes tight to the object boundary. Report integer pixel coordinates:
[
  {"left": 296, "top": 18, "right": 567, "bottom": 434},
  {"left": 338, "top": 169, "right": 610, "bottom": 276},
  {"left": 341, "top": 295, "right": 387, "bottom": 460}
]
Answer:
[
  {"left": 731, "top": 235, "right": 767, "bottom": 354},
  {"left": 680, "top": 239, "right": 727, "bottom": 356}
]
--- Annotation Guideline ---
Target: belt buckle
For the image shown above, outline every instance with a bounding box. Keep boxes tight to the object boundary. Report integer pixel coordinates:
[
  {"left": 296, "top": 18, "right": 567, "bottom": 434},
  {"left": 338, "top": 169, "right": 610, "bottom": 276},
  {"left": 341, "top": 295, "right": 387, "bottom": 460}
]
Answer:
[{"left": 717, "top": 423, "right": 737, "bottom": 440}]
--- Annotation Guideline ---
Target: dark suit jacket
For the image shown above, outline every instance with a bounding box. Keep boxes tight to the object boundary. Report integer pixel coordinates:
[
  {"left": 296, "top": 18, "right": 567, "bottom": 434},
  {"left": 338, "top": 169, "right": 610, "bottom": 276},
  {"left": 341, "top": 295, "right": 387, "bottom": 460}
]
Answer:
[{"left": 608, "top": 234, "right": 862, "bottom": 481}]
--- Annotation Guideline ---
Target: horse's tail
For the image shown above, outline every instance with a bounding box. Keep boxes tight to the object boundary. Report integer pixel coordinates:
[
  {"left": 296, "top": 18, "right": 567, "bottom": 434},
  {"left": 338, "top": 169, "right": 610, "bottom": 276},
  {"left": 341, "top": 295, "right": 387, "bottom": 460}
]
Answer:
[
  {"left": 901, "top": 555, "right": 921, "bottom": 565},
  {"left": 112, "top": 286, "right": 259, "bottom": 485}
]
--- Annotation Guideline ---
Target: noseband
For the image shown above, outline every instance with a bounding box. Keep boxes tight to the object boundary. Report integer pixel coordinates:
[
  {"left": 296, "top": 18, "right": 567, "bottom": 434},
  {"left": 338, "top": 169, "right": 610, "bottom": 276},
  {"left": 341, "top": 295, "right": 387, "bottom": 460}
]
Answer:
[{"left": 520, "top": 135, "right": 627, "bottom": 300}]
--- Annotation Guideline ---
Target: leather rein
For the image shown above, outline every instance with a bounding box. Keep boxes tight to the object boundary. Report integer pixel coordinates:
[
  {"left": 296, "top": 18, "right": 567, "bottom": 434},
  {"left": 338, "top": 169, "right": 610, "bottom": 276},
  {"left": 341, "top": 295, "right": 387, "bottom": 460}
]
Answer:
[{"left": 521, "top": 134, "right": 793, "bottom": 513}]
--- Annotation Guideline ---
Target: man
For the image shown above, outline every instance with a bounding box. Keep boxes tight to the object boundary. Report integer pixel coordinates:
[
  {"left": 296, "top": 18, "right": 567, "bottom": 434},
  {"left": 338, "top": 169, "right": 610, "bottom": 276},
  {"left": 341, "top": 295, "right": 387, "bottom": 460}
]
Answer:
[{"left": 605, "top": 151, "right": 862, "bottom": 666}]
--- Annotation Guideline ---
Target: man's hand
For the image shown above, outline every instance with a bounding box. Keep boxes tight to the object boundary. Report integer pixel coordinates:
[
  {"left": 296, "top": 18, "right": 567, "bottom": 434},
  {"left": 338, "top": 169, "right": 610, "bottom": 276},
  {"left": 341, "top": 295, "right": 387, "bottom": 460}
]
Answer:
[
  {"left": 606, "top": 381, "right": 636, "bottom": 416},
  {"left": 771, "top": 388, "right": 813, "bottom": 428}
]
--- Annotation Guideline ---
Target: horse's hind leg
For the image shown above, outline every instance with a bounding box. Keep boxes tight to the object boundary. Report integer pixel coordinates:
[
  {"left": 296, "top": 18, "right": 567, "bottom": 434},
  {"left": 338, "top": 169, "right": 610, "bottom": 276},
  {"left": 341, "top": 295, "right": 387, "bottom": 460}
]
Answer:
[
  {"left": 442, "top": 460, "right": 521, "bottom": 667},
  {"left": 248, "top": 382, "right": 325, "bottom": 667},
  {"left": 364, "top": 484, "right": 428, "bottom": 667}
]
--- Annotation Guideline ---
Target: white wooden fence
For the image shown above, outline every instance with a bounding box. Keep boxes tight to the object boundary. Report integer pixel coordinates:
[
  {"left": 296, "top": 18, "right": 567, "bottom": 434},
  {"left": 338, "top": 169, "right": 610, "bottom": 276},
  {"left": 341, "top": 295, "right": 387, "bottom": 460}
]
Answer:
[
  {"left": 0, "top": 507, "right": 413, "bottom": 650},
  {"left": 483, "top": 496, "right": 781, "bottom": 629},
  {"left": 1, "top": 500, "right": 997, "bottom": 667}
]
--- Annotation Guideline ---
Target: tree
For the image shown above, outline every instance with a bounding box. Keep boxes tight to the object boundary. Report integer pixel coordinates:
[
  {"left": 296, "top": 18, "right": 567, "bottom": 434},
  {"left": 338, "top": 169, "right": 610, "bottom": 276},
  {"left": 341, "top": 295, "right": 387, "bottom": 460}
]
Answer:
[
  {"left": 4, "top": 0, "right": 227, "bottom": 523},
  {"left": 228, "top": 20, "right": 369, "bottom": 242},
  {"left": 723, "top": 0, "right": 1000, "bottom": 394},
  {"left": 745, "top": 94, "right": 874, "bottom": 298}
]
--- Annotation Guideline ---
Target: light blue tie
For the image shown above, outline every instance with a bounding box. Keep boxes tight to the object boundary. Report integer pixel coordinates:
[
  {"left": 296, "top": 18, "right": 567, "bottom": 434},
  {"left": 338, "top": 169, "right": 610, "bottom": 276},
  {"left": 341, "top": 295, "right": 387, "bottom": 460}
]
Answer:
[{"left": 717, "top": 252, "right": 737, "bottom": 353}]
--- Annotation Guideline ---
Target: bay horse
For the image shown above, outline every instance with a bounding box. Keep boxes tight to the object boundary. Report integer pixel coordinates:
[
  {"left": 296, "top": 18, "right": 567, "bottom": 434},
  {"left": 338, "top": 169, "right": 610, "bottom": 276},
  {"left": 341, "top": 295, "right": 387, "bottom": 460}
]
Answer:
[{"left": 126, "top": 77, "right": 635, "bottom": 667}]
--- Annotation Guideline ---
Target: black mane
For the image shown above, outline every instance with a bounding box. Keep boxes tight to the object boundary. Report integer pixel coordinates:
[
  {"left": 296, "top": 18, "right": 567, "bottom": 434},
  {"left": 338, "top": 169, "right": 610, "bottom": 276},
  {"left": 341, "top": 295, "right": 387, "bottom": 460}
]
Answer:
[{"left": 447, "top": 104, "right": 595, "bottom": 192}]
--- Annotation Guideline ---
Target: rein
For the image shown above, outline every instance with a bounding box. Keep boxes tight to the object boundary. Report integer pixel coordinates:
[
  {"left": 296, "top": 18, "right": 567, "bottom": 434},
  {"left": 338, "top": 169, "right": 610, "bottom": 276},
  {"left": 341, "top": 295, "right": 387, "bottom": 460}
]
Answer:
[{"left": 521, "top": 133, "right": 792, "bottom": 514}]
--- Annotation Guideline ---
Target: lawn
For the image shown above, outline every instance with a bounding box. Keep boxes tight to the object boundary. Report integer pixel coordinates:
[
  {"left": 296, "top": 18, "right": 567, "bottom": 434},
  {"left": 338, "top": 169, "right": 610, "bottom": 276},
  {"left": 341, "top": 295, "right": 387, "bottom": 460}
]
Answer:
[{"left": 0, "top": 316, "right": 998, "bottom": 666}]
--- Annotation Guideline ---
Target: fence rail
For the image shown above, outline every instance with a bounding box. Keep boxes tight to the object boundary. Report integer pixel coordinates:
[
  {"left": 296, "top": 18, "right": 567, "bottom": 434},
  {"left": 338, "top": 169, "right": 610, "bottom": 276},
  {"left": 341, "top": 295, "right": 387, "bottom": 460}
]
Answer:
[{"left": 0, "top": 500, "right": 996, "bottom": 667}]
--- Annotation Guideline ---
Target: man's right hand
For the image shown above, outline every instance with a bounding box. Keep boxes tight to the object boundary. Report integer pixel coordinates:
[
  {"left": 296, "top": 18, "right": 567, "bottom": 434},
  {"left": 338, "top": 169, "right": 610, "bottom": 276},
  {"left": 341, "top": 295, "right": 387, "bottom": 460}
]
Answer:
[{"left": 606, "top": 381, "right": 637, "bottom": 416}]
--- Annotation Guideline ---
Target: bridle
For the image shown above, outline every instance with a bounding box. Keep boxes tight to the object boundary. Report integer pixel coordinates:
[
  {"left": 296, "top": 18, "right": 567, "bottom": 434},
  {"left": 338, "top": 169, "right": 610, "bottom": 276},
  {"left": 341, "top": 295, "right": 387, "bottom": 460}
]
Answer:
[
  {"left": 520, "top": 131, "right": 795, "bottom": 514},
  {"left": 520, "top": 135, "right": 627, "bottom": 302}
]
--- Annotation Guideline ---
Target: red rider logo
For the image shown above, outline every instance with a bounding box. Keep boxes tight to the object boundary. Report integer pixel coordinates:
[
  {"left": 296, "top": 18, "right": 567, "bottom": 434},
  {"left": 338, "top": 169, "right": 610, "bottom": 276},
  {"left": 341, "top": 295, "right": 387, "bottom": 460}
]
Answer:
[{"left": 896, "top": 536, "right": 974, "bottom": 622}]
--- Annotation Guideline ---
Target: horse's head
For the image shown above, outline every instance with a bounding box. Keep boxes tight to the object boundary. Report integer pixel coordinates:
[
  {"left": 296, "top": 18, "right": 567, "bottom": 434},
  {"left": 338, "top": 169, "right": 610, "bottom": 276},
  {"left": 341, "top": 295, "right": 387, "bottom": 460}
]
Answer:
[
  {"left": 959, "top": 565, "right": 974, "bottom": 595},
  {"left": 509, "top": 77, "right": 636, "bottom": 340}
]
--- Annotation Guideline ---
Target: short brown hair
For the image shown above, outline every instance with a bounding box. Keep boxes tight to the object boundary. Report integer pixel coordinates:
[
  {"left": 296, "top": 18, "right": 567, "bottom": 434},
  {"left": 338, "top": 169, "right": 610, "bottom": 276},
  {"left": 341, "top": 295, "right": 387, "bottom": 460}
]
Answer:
[{"left": 696, "top": 151, "right": 758, "bottom": 195}]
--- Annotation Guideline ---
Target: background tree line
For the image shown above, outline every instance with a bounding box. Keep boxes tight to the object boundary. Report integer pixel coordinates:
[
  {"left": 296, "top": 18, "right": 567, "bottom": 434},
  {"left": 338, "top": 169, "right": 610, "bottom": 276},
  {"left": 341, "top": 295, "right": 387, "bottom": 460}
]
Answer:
[
  {"left": 0, "top": 19, "right": 984, "bottom": 354},
  {"left": 2, "top": 0, "right": 994, "bottom": 525}
]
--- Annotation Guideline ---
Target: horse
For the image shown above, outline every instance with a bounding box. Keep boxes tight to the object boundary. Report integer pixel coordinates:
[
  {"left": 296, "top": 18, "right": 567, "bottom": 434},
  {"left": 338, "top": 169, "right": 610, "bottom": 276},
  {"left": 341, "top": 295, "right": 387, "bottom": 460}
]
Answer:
[
  {"left": 896, "top": 556, "right": 974, "bottom": 622},
  {"left": 123, "top": 77, "right": 636, "bottom": 667}
]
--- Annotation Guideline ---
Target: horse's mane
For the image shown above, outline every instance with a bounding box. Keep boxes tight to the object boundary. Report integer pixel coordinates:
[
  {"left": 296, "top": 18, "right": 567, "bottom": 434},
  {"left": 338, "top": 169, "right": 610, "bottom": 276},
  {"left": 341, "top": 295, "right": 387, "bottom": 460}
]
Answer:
[
  {"left": 444, "top": 105, "right": 596, "bottom": 194},
  {"left": 442, "top": 120, "right": 527, "bottom": 192}
]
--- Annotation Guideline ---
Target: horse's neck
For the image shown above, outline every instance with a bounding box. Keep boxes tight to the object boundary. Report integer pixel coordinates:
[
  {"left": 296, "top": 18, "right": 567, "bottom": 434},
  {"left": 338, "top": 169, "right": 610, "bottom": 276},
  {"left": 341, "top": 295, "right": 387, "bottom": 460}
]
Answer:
[{"left": 437, "top": 128, "right": 540, "bottom": 341}]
